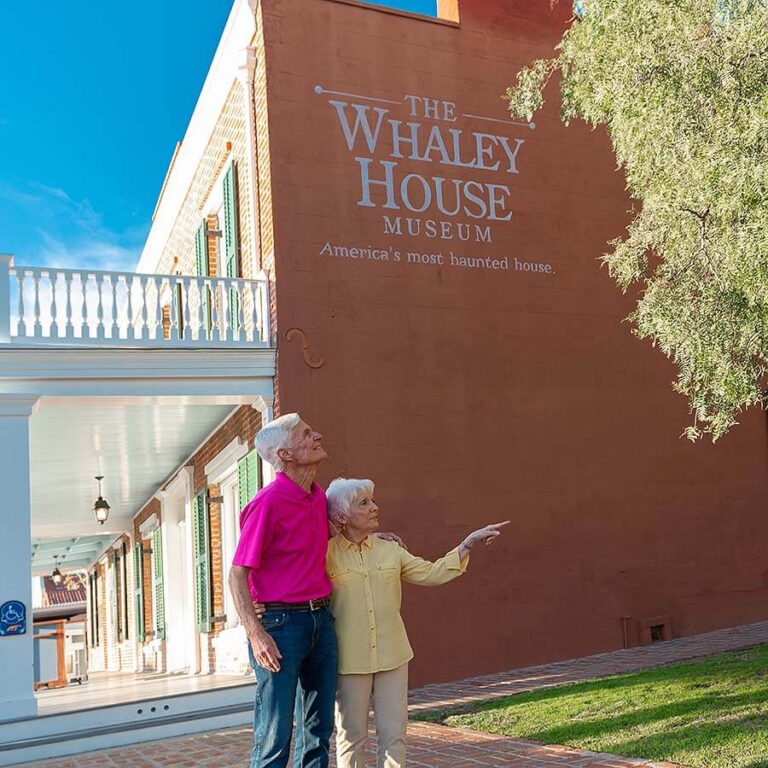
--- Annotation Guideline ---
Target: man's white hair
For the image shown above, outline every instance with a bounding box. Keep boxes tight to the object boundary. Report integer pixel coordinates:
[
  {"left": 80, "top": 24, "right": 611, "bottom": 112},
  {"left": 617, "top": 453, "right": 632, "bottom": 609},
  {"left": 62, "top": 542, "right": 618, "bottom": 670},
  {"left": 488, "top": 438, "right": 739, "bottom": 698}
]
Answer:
[
  {"left": 255, "top": 413, "right": 301, "bottom": 471},
  {"left": 326, "top": 478, "right": 375, "bottom": 523}
]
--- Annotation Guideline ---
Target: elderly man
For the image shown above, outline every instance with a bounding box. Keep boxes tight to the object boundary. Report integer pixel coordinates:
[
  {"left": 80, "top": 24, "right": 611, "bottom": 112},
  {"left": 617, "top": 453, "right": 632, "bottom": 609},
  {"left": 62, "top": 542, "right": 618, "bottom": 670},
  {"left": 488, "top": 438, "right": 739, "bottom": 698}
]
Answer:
[{"left": 229, "top": 413, "right": 337, "bottom": 768}]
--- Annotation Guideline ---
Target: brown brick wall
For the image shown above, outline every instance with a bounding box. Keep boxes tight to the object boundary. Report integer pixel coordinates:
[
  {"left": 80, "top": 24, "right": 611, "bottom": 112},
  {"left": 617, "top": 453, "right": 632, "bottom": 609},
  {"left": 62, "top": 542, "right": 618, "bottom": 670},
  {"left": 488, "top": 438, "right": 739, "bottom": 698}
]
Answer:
[
  {"left": 189, "top": 405, "right": 262, "bottom": 494},
  {"left": 153, "top": 84, "right": 254, "bottom": 281}
]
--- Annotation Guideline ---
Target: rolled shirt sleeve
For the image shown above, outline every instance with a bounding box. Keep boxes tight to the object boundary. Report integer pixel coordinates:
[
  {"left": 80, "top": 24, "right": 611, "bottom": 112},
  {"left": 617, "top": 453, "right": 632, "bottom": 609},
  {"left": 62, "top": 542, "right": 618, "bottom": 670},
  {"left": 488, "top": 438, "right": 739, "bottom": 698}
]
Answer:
[{"left": 399, "top": 546, "right": 469, "bottom": 586}]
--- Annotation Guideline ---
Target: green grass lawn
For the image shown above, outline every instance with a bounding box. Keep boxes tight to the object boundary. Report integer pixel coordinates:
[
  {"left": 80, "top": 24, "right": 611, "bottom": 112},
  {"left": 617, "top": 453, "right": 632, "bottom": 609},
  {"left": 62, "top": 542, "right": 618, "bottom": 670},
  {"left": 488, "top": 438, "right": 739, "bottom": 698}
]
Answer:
[{"left": 416, "top": 644, "right": 768, "bottom": 768}]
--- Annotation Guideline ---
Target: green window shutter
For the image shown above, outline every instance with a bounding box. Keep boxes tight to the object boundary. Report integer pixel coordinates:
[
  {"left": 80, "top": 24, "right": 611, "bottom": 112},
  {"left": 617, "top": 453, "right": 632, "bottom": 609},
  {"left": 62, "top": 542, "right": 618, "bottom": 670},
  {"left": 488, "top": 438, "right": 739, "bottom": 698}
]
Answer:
[
  {"left": 223, "top": 163, "right": 240, "bottom": 278},
  {"left": 134, "top": 544, "right": 144, "bottom": 643},
  {"left": 248, "top": 449, "right": 261, "bottom": 499},
  {"left": 223, "top": 163, "right": 241, "bottom": 333},
  {"left": 237, "top": 449, "right": 262, "bottom": 511},
  {"left": 193, "top": 491, "right": 212, "bottom": 633},
  {"left": 152, "top": 528, "right": 166, "bottom": 640},
  {"left": 238, "top": 455, "right": 249, "bottom": 511},
  {"left": 195, "top": 220, "right": 209, "bottom": 276},
  {"left": 111, "top": 550, "right": 122, "bottom": 642},
  {"left": 195, "top": 220, "right": 212, "bottom": 337}
]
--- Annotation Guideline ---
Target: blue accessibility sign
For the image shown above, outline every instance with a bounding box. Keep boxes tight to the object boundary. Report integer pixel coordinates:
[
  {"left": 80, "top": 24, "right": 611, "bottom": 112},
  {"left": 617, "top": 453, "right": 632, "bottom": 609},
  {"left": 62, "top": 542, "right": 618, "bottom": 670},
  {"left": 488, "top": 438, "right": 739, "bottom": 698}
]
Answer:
[{"left": 0, "top": 601, "right": 26, "bottom": 636}]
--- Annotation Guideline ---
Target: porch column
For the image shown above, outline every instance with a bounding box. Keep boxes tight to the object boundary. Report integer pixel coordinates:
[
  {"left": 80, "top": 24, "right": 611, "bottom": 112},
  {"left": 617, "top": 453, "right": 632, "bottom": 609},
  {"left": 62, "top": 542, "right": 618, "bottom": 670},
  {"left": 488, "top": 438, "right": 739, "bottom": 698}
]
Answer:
[
  {"left": 0, "top": 395, "right": 39, "bottom": 721},
  {"left": 251, "top": 395, "right": 275, "bottom": 484}
]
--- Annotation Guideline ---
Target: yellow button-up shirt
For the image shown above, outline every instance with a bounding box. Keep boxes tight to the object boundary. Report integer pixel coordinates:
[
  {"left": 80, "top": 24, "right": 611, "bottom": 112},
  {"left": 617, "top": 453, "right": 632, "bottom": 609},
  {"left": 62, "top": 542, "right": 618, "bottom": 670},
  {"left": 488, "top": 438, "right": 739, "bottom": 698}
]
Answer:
[{"left": 327, "top": 534, "right": 469, "bottom": 674}]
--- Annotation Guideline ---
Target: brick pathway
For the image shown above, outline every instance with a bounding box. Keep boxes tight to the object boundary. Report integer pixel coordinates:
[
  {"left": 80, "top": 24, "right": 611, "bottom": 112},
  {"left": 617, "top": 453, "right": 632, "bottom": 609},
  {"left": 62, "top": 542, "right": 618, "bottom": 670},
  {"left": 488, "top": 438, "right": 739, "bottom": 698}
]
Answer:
[{"left": 25, "top": 620, "right": 768, "bottom": 768}]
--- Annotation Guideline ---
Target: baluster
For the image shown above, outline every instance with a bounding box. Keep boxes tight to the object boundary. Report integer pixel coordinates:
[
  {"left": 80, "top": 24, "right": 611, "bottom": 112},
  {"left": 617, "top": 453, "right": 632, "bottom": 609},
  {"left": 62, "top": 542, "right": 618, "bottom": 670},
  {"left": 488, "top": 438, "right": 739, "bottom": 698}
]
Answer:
[
  {"left": 152, "top": 276, "right": 162, "bottom": 340},
  {"left": 237, "top": 280, "right": 246, "bottom": 342},
  {"left": 195, "top": 277, "right": 205, "bottom": 341},
  {"left": 48, "top": 271, "right": 59, "bottom": 337},
  {"left": 16, "top": 271, "right": 26, "bottom": 337},
  {"left": 111, "top": 276, "right": 119, "bottom": 339},
  {"left": 95, "top": 274, "right": 106, "bottom": 340},
  {"left": 169, "top": 277, "right": 180, "bottom": 342},
  {"left": 33, "top": 271, "right": 42, "bottom": 337},
  {"left": 219, "top": 279, "right": 227, "bottom": 342},
  {"left": 182, "top": 277, "right": 192, "bottom": 344},
  {"left": 140, "top": 276, "right": 149, "bottom": 340},
  {"left": 259, "top": 279, "right": 270, "bottom": 344},
  {"left": 126, "top": 276, "right": 135, "bottom": 341},
  {"left": 220, "top": 279, "right": 230, "bottom": 343},
  {"left": 211, "top": 278, "right": 222, "bottom": 343},
  {"left": 250, "top": 282, "right": 261, "bottom": 343},
  {"left": 81, "top": 273, "right": 89, "bottom": 339},
  {"left": 64, "top": 272, "right": 74, "bottom": 339}
]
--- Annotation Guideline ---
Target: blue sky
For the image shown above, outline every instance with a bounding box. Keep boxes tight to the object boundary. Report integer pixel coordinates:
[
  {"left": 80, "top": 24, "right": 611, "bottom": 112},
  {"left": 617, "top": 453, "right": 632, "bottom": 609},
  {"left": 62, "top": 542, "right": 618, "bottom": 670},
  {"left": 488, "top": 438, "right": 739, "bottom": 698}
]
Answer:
[{"left": 0, "top": 0, "right": 436, "bottom": 272}]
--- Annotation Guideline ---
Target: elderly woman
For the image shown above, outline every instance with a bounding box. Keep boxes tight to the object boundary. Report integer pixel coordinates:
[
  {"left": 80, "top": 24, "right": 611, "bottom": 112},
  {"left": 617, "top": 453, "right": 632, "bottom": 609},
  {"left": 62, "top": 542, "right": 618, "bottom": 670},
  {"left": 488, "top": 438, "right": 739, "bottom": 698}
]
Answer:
[{"left": 325, "top": 477, "right": 508, "bottom": 768}]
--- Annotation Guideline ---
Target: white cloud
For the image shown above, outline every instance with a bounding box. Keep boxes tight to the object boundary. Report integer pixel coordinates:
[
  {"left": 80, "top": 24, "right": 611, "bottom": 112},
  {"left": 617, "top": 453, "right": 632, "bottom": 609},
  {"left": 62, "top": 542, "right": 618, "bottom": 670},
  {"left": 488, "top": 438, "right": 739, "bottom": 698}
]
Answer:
[
  {"left": 35, "top": 231, "right": 143, "bottom": 273},
  {"left": 0, "top": 181, "right": 148, "bottom": 273}
]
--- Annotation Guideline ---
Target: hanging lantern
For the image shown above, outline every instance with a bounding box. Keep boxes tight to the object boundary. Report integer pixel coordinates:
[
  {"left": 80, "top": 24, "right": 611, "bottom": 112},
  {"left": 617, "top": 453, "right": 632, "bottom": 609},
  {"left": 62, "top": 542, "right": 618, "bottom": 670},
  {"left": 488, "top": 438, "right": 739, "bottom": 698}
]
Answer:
[
  {"left": 93, "top": 475, "right": 111, "bottom": 525},
  {"left": 51, "top": 556, "right": 63, "bottom": 586}
]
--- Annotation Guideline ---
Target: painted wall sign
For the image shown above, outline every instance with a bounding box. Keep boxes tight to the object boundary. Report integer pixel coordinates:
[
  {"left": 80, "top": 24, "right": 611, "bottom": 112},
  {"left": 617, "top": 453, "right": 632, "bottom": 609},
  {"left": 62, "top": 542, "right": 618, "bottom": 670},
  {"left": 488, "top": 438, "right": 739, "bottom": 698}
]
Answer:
[
  {"left": 314, "top": 85, "right": 554, "bottom": 276},
  {"left": 0, "top": 600, "right": 26, "bottom": 636}
]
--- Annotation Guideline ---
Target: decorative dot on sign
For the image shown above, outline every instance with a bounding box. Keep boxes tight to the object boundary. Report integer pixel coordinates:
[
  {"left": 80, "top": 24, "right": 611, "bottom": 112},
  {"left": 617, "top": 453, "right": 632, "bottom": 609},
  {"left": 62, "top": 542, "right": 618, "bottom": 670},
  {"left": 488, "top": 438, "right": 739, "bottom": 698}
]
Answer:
[
  {"left": 314, "top": 85, "right": 323, "bottom": 94},
  {"left": 151, "top": 707, "right": 157, "bottom": 713},
  {"left": 164, "top": 705, "right": 170, "bottom": 711},
  {"left": 137, "top": 709, "right": 143, "bottom": 715}
]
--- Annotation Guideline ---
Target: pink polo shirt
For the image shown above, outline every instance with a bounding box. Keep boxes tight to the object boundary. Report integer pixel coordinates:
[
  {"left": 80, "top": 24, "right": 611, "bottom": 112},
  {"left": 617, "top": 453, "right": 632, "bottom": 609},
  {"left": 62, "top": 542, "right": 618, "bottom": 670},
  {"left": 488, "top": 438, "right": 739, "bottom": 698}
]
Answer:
[{"left": 232, "top": 472, "right": 332, "bottom": 603}]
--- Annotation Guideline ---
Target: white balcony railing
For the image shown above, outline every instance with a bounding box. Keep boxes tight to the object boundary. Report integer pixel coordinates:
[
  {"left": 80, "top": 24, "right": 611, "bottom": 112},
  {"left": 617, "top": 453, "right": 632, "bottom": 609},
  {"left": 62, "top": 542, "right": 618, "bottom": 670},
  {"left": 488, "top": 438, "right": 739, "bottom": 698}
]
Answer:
[{"left": 0, "top": 256, "right": 271, "bottom": 347}]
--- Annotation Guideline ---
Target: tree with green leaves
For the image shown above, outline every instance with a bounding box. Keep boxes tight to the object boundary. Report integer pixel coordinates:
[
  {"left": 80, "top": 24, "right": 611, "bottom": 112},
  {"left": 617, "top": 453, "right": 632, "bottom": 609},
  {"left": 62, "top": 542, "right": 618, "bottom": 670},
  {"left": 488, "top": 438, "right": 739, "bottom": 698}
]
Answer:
[{"left": 506, "top": 0, "right": 768, "bottom": 440}]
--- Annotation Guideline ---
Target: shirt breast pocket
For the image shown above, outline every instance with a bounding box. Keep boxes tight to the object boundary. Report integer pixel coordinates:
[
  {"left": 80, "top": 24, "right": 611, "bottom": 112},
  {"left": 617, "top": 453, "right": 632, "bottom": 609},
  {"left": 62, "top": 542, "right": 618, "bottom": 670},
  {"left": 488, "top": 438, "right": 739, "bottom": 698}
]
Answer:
[
  {"left": 329, "top": 567, "right": 355, "bottom": 586},
  {"left": 376, "top": 562, "right": 400, "bottom": 582}
]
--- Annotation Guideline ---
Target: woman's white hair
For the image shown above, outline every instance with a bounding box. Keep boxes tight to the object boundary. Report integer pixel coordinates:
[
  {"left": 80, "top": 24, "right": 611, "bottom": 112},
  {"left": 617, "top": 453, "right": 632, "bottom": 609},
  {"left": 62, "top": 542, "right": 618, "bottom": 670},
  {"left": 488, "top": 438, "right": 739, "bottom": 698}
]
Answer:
[
  {"left": 255, "top": 413, "right": 301, "bottom": 471},
  {"left": 326, "top": 477, "right": 375, "bottom": 523}
]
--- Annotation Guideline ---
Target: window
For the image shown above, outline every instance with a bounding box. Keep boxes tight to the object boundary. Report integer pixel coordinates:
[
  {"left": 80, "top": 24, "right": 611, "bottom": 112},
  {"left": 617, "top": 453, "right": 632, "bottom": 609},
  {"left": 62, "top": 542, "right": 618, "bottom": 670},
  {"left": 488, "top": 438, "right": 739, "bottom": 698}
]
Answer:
[{"left": 364, "top": 1, "right": 437, "bottom": 16}]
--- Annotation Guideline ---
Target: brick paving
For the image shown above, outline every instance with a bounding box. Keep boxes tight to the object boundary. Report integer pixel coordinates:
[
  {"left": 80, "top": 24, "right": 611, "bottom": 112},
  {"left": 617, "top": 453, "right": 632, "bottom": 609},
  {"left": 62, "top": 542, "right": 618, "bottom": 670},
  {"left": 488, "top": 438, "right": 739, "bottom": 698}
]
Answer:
[{"left": 23, "top": 620, "right": 768, "bottom": 768}]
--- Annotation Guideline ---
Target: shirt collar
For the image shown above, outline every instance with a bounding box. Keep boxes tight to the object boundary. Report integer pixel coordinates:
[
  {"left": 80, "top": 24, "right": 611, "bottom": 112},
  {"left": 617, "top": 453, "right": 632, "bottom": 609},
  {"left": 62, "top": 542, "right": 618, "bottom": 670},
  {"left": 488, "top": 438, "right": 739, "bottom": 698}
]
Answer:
[
  {"left": 337, "top": 534, "right": 373, "bottom": 551},
  {"left": 275, "top": 471, "right": 317, "bottom": 500}
]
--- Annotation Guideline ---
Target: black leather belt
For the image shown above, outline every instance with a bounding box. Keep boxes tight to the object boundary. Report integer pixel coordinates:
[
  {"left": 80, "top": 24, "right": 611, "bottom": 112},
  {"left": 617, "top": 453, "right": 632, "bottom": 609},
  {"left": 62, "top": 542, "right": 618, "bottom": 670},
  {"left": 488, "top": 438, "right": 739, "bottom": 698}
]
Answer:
[{"left": 261, "top": 597, "right": 330, "bottom": 612}]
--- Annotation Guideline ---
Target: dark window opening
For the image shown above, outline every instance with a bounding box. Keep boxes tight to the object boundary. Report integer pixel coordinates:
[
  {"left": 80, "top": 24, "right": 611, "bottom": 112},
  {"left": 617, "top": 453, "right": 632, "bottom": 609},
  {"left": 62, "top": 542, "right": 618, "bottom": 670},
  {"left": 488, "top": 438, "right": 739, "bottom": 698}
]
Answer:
[
  {"left": 353, "top": 0, "right": 438, "bottom": 17},
  {"left": 650, "top": 624, "right": 665, "bottom": 643}
]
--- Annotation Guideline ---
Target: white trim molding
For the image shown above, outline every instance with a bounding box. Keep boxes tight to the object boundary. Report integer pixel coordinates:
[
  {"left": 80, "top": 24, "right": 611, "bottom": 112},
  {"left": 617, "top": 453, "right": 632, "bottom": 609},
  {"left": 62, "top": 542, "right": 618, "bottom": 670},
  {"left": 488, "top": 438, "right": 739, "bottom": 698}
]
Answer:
[
  {"left": 139, "top": 514, "right": 160, "bottom": 540},
  {"left": 249, "top": 395, "right": 274, "bottom": 427},
  {"left": 204, "top": 438, "right": 249, "bottom": 485}
]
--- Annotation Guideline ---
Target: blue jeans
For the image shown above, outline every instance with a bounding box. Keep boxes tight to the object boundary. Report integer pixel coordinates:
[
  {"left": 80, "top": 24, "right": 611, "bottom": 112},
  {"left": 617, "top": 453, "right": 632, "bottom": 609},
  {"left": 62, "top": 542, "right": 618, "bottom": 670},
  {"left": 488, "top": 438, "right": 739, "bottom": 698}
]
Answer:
[{"left": 248, "top": 607, "right": 338, "bottom": 768}]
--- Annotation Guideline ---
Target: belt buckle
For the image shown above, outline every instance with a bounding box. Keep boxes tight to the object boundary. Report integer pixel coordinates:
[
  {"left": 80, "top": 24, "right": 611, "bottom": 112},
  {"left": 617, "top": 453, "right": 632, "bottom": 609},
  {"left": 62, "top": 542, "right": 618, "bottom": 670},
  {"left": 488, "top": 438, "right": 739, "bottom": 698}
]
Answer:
[{"left": 308, "top": 598, "right": 322, "bottom": 611}]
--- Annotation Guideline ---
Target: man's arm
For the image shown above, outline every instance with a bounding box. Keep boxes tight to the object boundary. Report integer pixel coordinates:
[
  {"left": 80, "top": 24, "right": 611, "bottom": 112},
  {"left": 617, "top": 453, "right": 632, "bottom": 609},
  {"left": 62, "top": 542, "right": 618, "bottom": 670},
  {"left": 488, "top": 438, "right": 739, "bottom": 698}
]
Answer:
[{"left": 228, "top": 565, "right": 282, "bottom": 672}]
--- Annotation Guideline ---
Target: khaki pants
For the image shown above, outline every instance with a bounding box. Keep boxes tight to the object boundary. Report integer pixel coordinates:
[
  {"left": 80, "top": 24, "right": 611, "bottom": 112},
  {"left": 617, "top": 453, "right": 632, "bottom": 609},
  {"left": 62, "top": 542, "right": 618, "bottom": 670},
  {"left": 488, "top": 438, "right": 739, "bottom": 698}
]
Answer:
[{"left": 334, "top": 663, "right": 409, "bottom": 768}]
